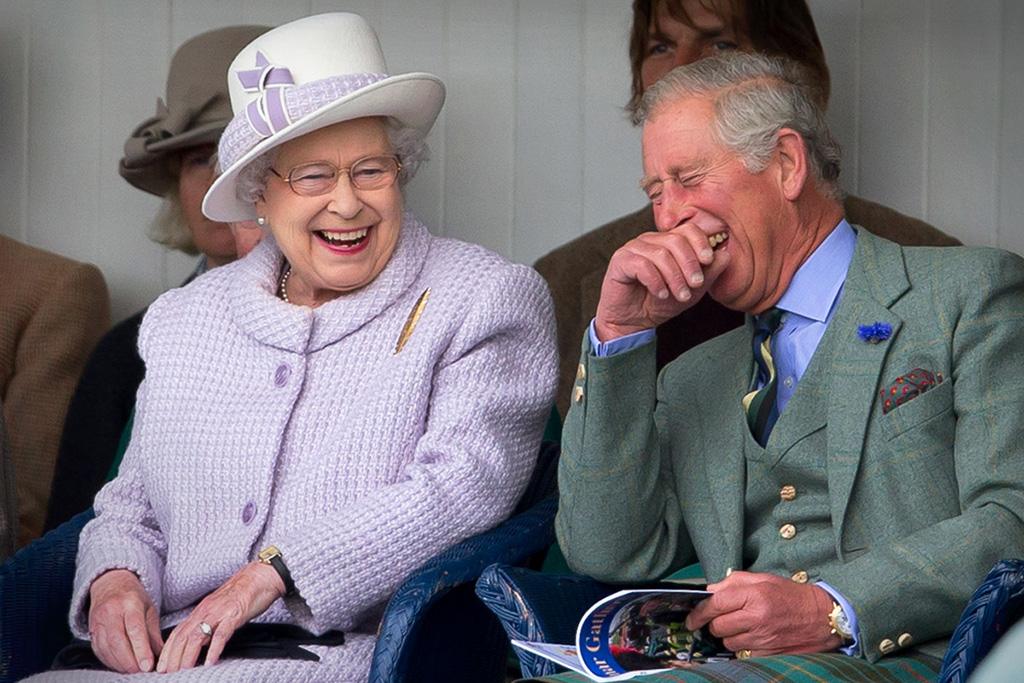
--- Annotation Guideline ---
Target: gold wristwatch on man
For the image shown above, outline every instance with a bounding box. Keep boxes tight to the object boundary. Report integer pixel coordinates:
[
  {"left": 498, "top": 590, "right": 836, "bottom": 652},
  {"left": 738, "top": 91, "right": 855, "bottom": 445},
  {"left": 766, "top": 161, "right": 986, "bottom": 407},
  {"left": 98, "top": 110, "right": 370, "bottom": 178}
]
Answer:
[{"left": 828, "top": 601, "right": 854, "bottom": 643}]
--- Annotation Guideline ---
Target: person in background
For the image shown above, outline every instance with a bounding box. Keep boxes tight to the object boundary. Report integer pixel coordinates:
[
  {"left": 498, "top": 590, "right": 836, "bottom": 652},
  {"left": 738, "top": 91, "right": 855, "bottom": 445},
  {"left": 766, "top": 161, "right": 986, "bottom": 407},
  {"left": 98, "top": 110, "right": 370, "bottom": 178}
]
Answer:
[
  {"left": 0, "top": 400, "right": 18, "bottom": 559},
  {"left": 229, "top": 219, "right": 263, "bottom": 259},
  {"left": 0, "top": 235, "right": 109, "bottom": 547},
  {"left": 536, "top": 0, "right": 960, "bottom": 418},
  {"left": 44, "top": 25, "right": 269, "bottom": 533},
  {"left": 30, "top": 13, "right": 555, "bottom": 681}
]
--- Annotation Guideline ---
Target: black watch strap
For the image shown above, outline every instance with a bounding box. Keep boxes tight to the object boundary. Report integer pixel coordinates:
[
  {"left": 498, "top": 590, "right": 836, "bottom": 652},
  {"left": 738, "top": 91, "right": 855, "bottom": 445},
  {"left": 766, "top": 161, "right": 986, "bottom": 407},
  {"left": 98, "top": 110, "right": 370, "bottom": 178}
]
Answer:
[{"left": 258, "top": 546, "right": 296, "bottom": 597}]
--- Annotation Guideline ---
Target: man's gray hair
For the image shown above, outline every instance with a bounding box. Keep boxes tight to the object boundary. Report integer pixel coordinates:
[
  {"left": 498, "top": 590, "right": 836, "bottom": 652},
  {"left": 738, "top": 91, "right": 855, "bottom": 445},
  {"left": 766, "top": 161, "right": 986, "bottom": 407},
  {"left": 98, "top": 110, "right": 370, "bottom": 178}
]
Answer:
[
  {"left": 639, "top": 52, "right": 842, "bottom": 200},
  {"left": 236, "top": 119, "right": 429, "bottom": 204}
]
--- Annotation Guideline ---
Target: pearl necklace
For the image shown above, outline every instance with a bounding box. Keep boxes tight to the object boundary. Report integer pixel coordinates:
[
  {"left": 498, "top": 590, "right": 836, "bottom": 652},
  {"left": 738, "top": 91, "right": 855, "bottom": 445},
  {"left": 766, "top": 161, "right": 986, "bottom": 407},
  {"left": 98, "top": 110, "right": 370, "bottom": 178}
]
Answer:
[{"left": 277, "top": 265, "right": 292, "bottom": 303}]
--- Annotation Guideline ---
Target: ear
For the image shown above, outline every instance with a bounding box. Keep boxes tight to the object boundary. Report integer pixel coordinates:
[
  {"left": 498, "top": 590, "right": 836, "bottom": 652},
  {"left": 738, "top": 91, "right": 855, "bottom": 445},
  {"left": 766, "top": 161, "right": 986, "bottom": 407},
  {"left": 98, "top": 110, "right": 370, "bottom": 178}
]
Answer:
[{"left": 774, "top": 128, "right": 809, "bottom": 201}]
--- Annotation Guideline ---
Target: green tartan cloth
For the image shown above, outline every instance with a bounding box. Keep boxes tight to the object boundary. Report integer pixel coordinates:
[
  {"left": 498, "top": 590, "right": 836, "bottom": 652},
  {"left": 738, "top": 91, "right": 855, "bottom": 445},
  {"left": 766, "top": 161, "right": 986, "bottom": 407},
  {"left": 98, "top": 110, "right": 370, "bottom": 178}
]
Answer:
[{"left": 519, "top": 652, "right": 941, "bottom": 682}]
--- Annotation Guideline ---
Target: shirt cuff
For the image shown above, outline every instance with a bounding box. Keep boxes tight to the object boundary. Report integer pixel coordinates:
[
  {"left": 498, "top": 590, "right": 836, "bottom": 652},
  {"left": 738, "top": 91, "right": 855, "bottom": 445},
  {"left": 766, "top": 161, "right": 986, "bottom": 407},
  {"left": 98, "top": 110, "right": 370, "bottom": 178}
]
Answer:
[
  {"left": 588, "top": 319, "right": 655, "bottom": 357},
  {"left": 817, "top": 581, "right": 861, "bottom": 657}
]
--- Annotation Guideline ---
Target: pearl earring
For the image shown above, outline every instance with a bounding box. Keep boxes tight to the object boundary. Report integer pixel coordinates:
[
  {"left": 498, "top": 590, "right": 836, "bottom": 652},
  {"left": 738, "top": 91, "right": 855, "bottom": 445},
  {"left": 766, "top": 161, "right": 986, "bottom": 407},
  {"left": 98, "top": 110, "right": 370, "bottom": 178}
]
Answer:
[{"left": 256, "top": 216, "right": 266, "bottom": 226}]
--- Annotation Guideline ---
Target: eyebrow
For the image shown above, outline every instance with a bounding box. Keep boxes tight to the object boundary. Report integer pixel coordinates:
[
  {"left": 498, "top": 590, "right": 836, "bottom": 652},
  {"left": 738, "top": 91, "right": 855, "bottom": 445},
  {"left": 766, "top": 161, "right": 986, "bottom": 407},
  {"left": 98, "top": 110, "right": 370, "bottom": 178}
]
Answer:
[
  {"left": 639, "top": 161, "right": 710, "bottom": 190},
  {"left": 639, "top": 173, "right": 659, "bottom": 189}
]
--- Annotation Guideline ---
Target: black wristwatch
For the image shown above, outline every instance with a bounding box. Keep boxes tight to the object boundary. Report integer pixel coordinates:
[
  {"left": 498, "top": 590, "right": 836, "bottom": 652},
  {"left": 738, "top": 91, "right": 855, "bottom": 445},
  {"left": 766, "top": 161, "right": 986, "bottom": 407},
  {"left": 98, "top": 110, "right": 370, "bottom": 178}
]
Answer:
[{"left": 258, "top": 545, "right": 296, "bottom": 597}]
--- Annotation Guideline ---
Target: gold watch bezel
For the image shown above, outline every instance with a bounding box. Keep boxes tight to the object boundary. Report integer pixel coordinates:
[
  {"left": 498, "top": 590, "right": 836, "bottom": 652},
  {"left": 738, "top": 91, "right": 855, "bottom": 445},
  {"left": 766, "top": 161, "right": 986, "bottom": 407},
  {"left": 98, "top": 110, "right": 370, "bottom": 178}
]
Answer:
[
  {"left": 258, "top": 545, "right": 282, "bottom": 564},
  {"left": 828, "top": 601, "right": 853, "bottom": 641}
]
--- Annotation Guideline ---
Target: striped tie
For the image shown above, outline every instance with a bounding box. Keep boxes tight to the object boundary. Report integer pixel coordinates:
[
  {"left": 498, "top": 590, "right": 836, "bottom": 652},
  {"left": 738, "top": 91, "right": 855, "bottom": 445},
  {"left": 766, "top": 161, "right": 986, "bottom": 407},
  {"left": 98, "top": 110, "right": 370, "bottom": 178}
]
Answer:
[{"left": 742, "top": 308, "right": 784, "bottom": 446}]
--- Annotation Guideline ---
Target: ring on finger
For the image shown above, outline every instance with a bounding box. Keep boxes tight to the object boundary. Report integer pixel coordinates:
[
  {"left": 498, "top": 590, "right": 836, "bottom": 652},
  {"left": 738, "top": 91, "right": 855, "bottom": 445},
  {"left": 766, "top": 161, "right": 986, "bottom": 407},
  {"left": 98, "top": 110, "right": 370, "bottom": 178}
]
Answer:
[
  {"left": 737, "top": 649, "right": 752, "bottom": 660},
  {"left": 198, "top": 621, "right": 214, "bottom": 637}
]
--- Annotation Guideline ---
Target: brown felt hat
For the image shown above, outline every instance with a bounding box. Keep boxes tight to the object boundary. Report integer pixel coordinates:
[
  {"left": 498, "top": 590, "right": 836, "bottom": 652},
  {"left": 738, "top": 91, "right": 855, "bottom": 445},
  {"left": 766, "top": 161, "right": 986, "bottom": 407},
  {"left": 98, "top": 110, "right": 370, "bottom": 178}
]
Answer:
[{"left": 119, "top": 25, "right": 269, "bottom": 197}]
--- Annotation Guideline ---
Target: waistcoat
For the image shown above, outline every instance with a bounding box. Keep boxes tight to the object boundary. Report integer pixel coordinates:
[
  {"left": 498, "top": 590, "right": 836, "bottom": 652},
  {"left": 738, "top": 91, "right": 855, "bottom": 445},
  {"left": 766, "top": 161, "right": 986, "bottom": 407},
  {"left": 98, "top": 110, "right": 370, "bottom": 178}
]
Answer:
[{"left": 742, "top": 314, "right": 838, "bottom": 581}]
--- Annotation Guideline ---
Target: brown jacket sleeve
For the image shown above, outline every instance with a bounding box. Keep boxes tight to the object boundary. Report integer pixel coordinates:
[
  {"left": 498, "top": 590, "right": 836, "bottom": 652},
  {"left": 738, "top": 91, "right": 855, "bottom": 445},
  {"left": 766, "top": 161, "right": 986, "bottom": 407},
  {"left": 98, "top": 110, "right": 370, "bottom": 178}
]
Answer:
[
  {"left": 0, "top": 400, "right": 16, "bottom": 561},
  {"left": 0, "top": 238, "right": 110, "bottom": 546}
]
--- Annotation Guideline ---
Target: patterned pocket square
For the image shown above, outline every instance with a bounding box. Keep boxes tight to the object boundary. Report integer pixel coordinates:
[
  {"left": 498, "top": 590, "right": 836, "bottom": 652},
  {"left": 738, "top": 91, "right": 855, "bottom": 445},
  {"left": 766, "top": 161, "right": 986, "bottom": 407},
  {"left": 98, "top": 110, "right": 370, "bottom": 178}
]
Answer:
[{"left": 880, "top": 368, "right": 944, "bottom": 414}]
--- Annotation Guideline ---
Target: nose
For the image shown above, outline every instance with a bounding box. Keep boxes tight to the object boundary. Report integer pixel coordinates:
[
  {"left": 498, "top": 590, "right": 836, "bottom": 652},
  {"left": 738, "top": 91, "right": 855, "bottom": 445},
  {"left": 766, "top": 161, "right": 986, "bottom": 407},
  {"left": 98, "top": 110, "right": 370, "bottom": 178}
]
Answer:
[
  {"left": 326, "top": 173, "right": 363, "bottom": 219},
  {"left": 670, "top": 43, "right": 704, "bottom": 71},
  {"left": 653, "top": 180, "right": 696, "bottom": 232}
]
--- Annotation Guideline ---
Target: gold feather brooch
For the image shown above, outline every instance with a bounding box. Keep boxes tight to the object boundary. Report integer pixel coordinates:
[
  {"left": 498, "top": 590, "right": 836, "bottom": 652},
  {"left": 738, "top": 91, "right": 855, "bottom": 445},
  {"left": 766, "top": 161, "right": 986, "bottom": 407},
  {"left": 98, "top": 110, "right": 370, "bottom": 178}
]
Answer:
[{"left": 394, "top": 288, "right": 431, "bottom": 354}]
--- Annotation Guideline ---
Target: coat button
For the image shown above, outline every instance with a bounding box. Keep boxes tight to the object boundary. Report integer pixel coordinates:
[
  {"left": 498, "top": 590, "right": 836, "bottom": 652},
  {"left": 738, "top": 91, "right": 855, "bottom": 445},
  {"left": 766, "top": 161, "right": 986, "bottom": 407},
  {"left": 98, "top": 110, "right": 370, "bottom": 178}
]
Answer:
[
  {"left": 573, "top": 386, "right": 584, "bottom": 403},
  {"left": 879, "top": 638, "right": 896, "bottom": 654},
  {"left": 274, "top": 364, "right": 291, "bottom": 387},
  {"left": 790, "top": 570, "right": 808, "bottom": 584},
  {"left": 576, "top": 363, "right": 586, "bottom": 381},
  {"left": 780, "top": 485, "right": 797, "bottom": 501},
  {"left": 779, "top": 523, "right": 797, "bottom": 540},
  {"left": 897, "top": 633, "right": 913, "bottom": 648},
  {"left": 241, "top": 502, "right": 256, "bottom": 525}
]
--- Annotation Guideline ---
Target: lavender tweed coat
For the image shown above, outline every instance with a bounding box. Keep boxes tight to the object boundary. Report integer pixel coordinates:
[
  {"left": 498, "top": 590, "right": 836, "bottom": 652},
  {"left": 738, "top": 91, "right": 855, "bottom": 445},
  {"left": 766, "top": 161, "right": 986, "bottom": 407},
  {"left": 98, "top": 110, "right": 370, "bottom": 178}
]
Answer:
[{"left": 42, "top": 215, "right": 557, "bottom": 682}]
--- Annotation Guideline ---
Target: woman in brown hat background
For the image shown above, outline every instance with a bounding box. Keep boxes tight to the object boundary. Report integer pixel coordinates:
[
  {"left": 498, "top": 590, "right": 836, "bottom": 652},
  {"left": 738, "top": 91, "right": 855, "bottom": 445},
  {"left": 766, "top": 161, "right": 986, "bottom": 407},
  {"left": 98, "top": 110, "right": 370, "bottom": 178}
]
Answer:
[{"left": 43, "top": 25, "right": 269, "bottom": 533}]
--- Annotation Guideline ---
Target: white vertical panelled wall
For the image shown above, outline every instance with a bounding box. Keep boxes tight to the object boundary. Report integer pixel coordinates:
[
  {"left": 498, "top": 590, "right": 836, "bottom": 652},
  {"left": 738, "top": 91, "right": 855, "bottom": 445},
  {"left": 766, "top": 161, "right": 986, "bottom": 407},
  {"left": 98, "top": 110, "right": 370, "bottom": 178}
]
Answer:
[{"left": 0, "top": 1, "right": 1021, "bottom": 321}]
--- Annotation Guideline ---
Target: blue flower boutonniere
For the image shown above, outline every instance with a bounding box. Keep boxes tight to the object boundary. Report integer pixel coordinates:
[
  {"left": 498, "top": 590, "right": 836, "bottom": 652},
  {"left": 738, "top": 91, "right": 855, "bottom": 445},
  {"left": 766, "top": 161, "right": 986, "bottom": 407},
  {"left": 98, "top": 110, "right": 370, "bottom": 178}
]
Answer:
[{"left": 858, "top": 321, "right": 892, "bottom": 344}]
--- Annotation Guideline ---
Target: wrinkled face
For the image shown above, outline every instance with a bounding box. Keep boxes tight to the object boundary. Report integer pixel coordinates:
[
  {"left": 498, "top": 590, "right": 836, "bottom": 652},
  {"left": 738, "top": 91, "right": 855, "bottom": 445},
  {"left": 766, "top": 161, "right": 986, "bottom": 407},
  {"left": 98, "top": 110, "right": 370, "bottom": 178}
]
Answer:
[
  {"left": 640, "top": 0, "right": 751, "bottom": 92},
  {"left": 256, "top": 117, "right": 403, "bottom": 305},
  {"left": 177, "top": 145, "right": 236, "bottom": 267},
  {"left": 641, "top": 96, "right": 795, "bottom": 314}
]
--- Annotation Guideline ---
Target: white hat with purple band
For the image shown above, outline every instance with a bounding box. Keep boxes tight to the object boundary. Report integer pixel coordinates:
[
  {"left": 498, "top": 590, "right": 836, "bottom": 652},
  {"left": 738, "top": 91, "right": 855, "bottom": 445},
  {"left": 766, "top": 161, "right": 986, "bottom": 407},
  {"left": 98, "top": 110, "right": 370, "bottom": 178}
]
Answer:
[{"left": 202, "top": 12, "right": 445, "bottom": 222}]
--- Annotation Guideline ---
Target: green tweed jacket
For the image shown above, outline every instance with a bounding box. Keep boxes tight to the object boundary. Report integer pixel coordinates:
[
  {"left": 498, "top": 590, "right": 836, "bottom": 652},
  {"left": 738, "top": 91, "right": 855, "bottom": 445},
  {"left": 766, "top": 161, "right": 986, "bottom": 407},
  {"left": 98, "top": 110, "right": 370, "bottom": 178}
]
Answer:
[{"left": 557, "top": 229, "right": 1024, "bottom": 663}]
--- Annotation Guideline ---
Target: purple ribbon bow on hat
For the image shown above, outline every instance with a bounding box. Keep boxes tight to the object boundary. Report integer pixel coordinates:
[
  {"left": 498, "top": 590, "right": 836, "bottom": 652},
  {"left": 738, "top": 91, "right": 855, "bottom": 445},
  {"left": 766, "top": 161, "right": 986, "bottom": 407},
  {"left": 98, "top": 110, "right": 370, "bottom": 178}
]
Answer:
[{"left": 237, "top": 52, "right": 295, "bottom": 139}]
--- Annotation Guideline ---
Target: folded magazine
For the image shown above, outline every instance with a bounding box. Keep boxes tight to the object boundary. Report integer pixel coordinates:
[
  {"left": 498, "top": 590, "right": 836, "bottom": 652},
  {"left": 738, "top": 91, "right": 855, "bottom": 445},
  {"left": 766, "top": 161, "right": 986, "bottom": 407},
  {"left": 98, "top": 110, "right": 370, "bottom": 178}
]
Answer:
[{"left": 513, "top": 588, "right": 732, "bottom": 681}]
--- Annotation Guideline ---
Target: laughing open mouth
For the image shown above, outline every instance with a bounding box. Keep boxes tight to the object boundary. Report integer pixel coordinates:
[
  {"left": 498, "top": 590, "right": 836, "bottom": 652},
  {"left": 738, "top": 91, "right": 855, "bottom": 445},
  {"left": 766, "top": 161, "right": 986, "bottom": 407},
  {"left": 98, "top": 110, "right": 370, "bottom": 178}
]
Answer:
[
  {"left": 708, "top": 231, "right": 729, "bottom": 250},
  {"left": 315, "top": 228, "right": 369, "bottom": 248}
]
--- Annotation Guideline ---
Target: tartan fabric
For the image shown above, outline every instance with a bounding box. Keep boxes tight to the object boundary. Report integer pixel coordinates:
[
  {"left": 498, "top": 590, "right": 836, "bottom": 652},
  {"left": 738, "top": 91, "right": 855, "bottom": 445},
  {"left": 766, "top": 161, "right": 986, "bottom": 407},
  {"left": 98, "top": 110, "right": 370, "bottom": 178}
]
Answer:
[{"left": 521, "top": 651, "right": 941, "bottom": 683}]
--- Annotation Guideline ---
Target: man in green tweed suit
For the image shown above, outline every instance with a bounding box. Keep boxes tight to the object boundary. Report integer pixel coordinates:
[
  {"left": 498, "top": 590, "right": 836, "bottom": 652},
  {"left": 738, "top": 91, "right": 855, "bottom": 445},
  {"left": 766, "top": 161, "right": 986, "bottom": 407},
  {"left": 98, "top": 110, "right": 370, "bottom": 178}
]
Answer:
[{"left": 555, "top": 51, "right": 1024, "bottom": 679}]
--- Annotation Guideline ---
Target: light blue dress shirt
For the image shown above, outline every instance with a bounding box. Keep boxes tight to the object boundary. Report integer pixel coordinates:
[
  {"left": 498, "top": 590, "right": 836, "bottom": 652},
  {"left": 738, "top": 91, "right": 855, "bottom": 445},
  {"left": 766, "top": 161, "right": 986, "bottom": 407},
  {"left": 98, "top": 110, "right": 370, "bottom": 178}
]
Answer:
[{"left": 589, "top": 220, "right": 862, "bottom": 655}]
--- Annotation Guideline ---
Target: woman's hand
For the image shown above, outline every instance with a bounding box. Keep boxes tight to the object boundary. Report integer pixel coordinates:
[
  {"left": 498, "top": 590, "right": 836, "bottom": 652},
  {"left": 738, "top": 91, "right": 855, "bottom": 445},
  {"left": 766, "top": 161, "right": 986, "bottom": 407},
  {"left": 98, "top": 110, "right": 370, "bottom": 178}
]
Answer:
[
  {"left": 156, "top": 561, "right": 286, "bottom": 672},
  {"left": 88, "top": 569, "right": 163, "bottom": 673}
]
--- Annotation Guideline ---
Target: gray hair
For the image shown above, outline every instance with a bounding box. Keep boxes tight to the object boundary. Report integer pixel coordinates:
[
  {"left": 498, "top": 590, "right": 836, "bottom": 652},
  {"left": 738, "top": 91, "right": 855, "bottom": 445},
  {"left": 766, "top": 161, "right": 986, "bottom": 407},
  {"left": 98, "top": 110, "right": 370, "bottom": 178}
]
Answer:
[
  {"left": 235, "top": 119, "right": 429, "bottom": 204},
  {"left": 147, "top": 186, "right": 199, "bottom": 255},
  {"left": 639, "top": 52, "right": 842, "bottom": 200}
]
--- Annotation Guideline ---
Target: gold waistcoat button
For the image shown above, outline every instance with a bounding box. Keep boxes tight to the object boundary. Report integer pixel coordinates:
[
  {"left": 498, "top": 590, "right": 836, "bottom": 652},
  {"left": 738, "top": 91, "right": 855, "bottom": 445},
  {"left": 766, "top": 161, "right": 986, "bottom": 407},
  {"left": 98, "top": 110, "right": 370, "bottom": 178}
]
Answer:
[
  {"left": 897, "top": 633, "right": 913, "bottom": 648},
  {"left": 790, "top": 570, "right": 809, "bottom": 584},
  {"left": 573, "top": 386, "right": 584, "bottom": 403},
  {"left": 879, "top": 638, "right": 896, "bottom": 654},
  {"left": 780, "top": 485, "right": 797, "bottom": 501},
  {"left": 576, "top": 363, "right": 586, "bottom": 381},
  {"left": 779, "top": 523, "right": 797, "bottom": 540}
]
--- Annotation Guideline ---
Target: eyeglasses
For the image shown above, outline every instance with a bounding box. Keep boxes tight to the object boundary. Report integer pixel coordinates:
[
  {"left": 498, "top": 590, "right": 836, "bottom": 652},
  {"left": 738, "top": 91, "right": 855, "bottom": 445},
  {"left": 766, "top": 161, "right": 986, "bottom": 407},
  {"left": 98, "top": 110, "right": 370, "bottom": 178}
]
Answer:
[{"left": 269, "top": 154, "right": 402, "bottom": 196}]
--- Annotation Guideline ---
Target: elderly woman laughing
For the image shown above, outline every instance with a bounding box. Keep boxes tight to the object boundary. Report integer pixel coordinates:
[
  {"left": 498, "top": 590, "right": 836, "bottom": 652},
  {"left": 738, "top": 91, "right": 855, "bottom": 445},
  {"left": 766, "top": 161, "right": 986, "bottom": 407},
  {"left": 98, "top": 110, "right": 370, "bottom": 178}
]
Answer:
[{"left": 32, "top": 13, "right": 556, "bottom": 682}]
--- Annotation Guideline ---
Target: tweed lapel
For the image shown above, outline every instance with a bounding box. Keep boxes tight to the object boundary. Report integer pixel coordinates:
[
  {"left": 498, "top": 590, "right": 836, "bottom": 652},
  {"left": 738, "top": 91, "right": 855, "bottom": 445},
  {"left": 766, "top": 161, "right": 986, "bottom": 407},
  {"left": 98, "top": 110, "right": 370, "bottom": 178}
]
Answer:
[
  {"left": 764, "top": 320, "right": 832, "bottom": 458},
  {"left": 703, "top": 317, "right": 756, "bottom": 570},
  {"left": 825, "top": 230, "right": 909, "bottom": 557}
]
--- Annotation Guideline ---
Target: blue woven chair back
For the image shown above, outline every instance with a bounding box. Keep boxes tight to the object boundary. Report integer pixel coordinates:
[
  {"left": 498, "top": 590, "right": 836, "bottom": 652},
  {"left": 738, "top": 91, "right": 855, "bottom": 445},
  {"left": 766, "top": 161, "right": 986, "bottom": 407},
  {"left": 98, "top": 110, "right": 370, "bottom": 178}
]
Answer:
[{"left": 938, "top": 559, "right": 1024, "bottom": 683}]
